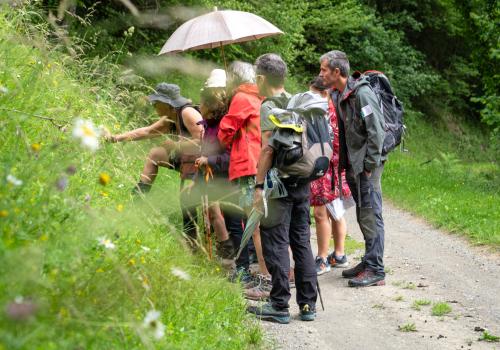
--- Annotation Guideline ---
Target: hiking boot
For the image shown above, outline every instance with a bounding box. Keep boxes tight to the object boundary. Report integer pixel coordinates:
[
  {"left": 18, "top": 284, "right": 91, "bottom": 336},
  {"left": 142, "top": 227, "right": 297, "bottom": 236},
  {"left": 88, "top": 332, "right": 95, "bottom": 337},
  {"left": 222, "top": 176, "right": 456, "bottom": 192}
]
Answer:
[
  {"left": 327, "top": 252, "right": 349, "bottom": 268},
  {"left": 216, "top": 239, "right": 235, "bottom": 260},
  {"left": 315, "top": 256, "right": 331, "bottom": 276},
  {"left": 348, "top": 270, "right": 385, "bottom": 287},
  {"left": 244, "top": 286, "right": 270, "bottom": 301},
  {"left": 299, "top": 304, "right": 316, "bottom": 321},
  {"left": 341, "top": 261, "right": 365, "bottom": 278},
  {"left": 247, "top": 303, "right": 290, "bottom": 324},
  {"left": 229, "top": 267, "right": 252, "bottom": 285}
]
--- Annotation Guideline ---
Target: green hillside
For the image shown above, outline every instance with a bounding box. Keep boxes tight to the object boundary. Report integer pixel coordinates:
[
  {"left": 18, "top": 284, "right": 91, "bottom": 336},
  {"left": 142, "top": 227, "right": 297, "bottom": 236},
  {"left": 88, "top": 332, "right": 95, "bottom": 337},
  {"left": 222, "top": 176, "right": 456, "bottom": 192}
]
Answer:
[{"left": 0, "top": 9, "right": 261, "bottom": 349}]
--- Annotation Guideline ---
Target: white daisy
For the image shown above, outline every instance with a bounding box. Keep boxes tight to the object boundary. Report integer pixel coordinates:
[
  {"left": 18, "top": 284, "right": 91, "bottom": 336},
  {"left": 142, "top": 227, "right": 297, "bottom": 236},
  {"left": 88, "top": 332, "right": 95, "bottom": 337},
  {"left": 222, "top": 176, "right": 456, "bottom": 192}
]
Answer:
[
  {"left": 6, "top": 174, "right": 22, "bottom": 186},
  {"left": 171, "top": 267, "right": 191, "bottom": 281},
  {"left": 141, "top": 246, "right": 151, "bottom": 252},
  {"left": 72, "top": 118, "right": 100, "bottom": 152},
  {"left": 142, "top": 310, "right": 165, "bottom": 340},
  {"left": 97, "top": 237, "right": 116, "bottom": 250}
]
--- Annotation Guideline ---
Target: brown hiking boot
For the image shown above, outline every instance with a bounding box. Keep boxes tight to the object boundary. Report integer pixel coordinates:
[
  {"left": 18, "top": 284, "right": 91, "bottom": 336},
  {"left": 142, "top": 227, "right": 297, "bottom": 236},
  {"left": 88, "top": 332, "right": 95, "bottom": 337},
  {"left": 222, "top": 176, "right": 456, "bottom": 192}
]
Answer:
[
  {"left": 341, "top": 261, "right": 365, "bottom": 278},
  {"left": 348, "top": 270, "right": 385, "bottom": 287},
  {"left": 244, "top": 286, "right": 270, "bottom": 301}
]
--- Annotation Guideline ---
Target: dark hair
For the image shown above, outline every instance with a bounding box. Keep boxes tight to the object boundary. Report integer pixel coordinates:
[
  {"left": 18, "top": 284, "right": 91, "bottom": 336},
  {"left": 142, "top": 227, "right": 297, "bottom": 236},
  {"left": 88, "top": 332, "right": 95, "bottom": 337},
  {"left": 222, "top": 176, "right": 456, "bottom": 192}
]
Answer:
[
  {"left": 309, "top": 76, "right": 328, "bottom": 91},
  {"left": 255, "top": 53, "right": 287, "bottom": 88},
  {"left": 320, "top": 50, "right": 350, "bottom": 78}
]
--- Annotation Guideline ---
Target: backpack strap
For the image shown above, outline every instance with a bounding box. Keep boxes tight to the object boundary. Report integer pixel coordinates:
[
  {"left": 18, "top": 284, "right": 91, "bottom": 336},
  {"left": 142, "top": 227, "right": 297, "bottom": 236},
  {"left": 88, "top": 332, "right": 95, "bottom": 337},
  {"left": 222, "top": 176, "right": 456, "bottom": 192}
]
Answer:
[{"left": 263, "top": 93, "right": 290, "bottom": 109}]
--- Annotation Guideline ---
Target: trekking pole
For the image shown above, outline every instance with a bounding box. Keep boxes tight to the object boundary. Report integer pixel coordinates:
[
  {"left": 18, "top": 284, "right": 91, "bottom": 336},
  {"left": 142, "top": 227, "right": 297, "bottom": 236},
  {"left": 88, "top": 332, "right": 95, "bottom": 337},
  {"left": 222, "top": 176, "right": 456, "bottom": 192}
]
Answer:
[{"left": 317, "top": 280, "right": 325, "bottom": 311}]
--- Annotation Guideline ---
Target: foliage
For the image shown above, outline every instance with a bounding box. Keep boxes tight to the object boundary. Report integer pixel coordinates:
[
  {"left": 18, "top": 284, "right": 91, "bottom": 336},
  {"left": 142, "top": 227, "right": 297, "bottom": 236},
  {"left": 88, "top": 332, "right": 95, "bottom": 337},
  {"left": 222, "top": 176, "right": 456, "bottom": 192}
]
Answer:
[
  {"left": 398, "top": 323, "right": 417, "bottom": 332},
  {"left": 431, "top": 302, "right": 452, "bottom": 316},
  {"left": 478, "top": 331, "right": 500, "bottom": 342},
  {"left": 0, "top": 8, "right": 262, "bottom": 349}
]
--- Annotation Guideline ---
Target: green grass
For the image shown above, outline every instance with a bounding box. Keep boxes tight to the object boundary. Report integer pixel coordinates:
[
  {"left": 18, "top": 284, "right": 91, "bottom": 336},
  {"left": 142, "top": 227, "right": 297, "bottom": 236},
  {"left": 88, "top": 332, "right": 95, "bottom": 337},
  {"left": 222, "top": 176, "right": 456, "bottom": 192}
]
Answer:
[
  {"left": 398, "top": 323, "right": 417, "bottom": 332},
  {"left": 431, "top": 302, "right": 452, "bottom": 316},
  {"left": 478, "top": 331, "right": 500, "bottom": 342},
  {"left": 0, "top": 8, "right": 262, "bottom": 349},
  {"left": 412, "top": 299, "right": 431, "bottom": 311},
  {"left": 383, "top": 111, "right": 499, "bottom": 247}
]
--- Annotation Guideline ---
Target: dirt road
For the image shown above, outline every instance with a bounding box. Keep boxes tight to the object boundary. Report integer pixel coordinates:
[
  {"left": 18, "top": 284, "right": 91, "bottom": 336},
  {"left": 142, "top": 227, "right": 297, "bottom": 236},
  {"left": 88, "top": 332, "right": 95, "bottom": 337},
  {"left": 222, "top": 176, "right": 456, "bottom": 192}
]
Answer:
[{"left": 263, "top": 201, "right": 500, "bottom": 349}]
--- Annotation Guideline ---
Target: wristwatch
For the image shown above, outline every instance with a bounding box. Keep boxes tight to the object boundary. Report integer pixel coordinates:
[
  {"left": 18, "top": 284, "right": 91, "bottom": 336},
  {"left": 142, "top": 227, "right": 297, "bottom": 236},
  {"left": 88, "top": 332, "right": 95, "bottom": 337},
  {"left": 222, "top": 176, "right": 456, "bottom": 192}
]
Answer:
[{"left": 254, "top": 183, "right": 264, "bottom": 190}]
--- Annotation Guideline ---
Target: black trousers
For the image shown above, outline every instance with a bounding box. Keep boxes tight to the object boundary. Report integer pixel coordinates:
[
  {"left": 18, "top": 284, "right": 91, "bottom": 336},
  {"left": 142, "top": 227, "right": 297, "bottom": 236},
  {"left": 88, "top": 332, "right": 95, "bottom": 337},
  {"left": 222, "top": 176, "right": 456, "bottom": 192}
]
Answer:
[{"left": 260, "top": 181, "right": 317, "bottom": 310}]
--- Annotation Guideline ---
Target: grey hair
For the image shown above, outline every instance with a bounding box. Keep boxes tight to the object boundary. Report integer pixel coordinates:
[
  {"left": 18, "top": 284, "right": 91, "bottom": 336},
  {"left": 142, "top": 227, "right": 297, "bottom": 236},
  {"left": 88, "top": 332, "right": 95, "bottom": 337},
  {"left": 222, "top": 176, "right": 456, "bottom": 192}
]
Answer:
[
  {"left": 228, "top": 61, "right": 256, "bottom": 85},
  {"left": 255, "top": 53, "right": 287, "bottom": 88},
  {"left": 320, "top": 50, "right": 350, "bottom": 78}
]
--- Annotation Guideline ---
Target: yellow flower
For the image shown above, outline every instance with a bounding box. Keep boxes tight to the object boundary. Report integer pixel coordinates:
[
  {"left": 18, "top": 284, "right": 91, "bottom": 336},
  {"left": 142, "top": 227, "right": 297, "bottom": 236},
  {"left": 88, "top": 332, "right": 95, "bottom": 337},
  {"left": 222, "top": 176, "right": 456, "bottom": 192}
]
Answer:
[
  {"left": 31, "top": 143, "right": 41, "bottom": 152},
  {"left": 116, "top": 204, "right": 124, "bottom": 212},
  {"left": 0, "top": 210, "right": 8, "bottom": 217},
  {"left": 99, "top": 173, "right": 111, "bottom": 186},
  {"left": 14, "top": 208, "right": 20, "bottom": 214},
  {"left": 136, "top": 239, "right": 142, "bottom": 245},
  {"left": 140, "top": 256, "right": 146, "bottom": 264},
  {"left": 128, "top": 258, "right": 136, "bottom": 266},
  {"left": 39, "top": 234, "right": 49, "bottom": 241},
  {"left": 100, "top": 191, "right": 108, "bottom": 198},
  {"left": 96, "top": 268, "right": 104, "bottom": 273}
]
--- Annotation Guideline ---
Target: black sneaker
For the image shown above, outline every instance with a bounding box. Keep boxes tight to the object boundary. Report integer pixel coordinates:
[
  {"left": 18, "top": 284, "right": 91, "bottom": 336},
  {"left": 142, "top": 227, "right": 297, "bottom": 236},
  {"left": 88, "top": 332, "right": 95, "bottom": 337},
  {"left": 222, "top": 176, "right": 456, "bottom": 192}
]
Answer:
[
  {"left": 299, "top": 304, "right": 316, "bottom": 321},
  {"left": 348, "top": 270, "right": 385, "bottom": 287},
  {"left": 247, "top": 302, "right": 290, "bottom": 324},
  {"left": 229, "top": 267, "right": 252, "bottom": 285},
  {"left": 327, "top": 252, "right": 349, "bottom": 268},
  {"left": 341, "top": 261, "right": 365, "bottom": 278}
]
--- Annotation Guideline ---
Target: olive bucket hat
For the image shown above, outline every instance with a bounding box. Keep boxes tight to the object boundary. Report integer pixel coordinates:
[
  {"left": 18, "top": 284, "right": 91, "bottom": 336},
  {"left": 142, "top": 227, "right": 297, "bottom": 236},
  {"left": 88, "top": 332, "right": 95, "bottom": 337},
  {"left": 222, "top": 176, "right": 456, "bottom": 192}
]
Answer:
[{"left": 148, "top": 83, "right": 190, "bottom": 108}]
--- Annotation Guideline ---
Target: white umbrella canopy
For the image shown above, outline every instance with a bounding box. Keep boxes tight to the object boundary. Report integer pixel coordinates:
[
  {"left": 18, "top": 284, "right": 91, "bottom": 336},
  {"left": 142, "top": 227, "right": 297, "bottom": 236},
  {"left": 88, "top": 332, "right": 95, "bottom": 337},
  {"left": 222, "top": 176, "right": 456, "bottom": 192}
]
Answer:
[{"left": 159, "top": 8, "right": 283, "bottom": 55}]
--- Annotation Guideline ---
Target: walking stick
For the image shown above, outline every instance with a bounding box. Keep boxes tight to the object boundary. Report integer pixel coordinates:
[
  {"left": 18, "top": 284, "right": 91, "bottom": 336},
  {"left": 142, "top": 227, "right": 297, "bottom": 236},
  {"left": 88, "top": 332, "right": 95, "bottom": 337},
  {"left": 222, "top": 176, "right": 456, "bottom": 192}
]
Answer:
[{"left": 317, "top": 280, "right": 325, "bottom": 311}]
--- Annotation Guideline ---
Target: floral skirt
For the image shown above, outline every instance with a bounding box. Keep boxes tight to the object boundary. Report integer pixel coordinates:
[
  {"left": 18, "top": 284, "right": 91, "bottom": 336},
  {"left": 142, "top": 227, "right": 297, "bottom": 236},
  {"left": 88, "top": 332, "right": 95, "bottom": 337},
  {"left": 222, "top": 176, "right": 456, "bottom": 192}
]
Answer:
[{"left": 310, "top": 163, "right": 351, "bottom": 206}]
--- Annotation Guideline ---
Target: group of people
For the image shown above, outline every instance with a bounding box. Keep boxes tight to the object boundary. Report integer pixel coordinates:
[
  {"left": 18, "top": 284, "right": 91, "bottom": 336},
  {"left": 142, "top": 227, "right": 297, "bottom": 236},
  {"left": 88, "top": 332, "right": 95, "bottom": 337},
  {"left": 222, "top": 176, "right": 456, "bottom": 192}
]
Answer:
[{"left": 106, "top": 50, "right": 387, "bottom": 324}]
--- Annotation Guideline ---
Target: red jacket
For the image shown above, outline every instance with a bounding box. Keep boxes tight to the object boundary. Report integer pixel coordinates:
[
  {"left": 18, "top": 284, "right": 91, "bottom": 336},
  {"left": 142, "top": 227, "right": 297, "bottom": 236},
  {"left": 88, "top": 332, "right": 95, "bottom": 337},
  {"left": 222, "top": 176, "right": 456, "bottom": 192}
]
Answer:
[{"left": 218, "top": 83, "right": 264, "bottom": 181}]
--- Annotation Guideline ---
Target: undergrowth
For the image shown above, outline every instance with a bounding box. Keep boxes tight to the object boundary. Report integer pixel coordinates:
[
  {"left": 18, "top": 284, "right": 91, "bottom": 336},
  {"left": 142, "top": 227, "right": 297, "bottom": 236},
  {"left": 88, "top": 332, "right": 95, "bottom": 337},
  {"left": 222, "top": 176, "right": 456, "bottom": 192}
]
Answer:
[{"left": 0, "top": 7, "right": 261, "bottom": 350}]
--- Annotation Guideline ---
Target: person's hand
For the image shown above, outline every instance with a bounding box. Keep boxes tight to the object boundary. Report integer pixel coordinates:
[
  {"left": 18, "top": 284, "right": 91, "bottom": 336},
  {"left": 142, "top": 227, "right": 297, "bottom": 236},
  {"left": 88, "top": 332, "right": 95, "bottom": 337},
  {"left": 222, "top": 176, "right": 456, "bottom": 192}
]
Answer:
[
  {"left": 253, "top": 188, "right": 264, "bottom": 213},
  {"left": 101, "top": 127, "right": 115, "bottom": 143},
  {"left": 195, "top": 156, "right": 208, "bottom": 168}
]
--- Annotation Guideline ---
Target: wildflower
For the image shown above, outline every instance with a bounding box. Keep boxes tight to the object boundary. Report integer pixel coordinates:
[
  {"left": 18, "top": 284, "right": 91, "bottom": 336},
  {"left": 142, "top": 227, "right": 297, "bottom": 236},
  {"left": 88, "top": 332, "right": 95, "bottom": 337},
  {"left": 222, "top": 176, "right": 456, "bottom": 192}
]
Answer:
[
  {"left": 98, "top": 237, "right": 116, "bottom": 250},
  {"left": 84, "top": 194, "right": 91, "bottom": 202},
  {"left": 0, "top": 210, "right": 8, "bottom": 217},
  {"left": 96, "top": 268, "right": 104, "bottom": 273},
  {"left": 140, "top": 256, "right": 146, "bottom": 264},
  {"left": 6, "top": 174, "right": 22, "bottom": 186},
  {"left": 139, "top": 275, "right": 151, "bottom": 291},
  {"left": 116, "top": 204, "right": 124, "bottom": 212},
  {"left": 0, "top": 86, "right": 8, "bottom": 94},
  {"left": 171, "top": 267, "right": 191, "bottom": 281},
  {"left": 55, "top": 176, "right": 68, "bottom": 191},
  {"left": 100, "top": 191, "right": 108, "bottom": 197},
  {"left": 99, "top": 172, "right": 111, "bottom": 186},
  {"left": 141, "top": 246, "right": 151, "bottom": 252},
  {"left": 142, "top": 310, "right": 165, "bottom": 340},
  {"left": 128, "top": 258, "right": 136, "bottom": 266},
  {"left": 31, "top": 143, "right": 41, "bottom": 152},
  {"left": 72, "top": 118, "right": 100, "bottom": 152},
  {"left": 39, "top": 233, "right": 49, "bottom": 241}
]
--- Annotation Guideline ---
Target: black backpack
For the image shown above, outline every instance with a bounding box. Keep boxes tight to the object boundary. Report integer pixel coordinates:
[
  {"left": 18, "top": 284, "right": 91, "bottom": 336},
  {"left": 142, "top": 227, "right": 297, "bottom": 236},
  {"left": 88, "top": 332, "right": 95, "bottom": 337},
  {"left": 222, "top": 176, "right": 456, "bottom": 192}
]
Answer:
[
  {"left": 352, "top": 71, "right": 405, "bottom": 156},
  {"left": 268, "top": 91, "right": 333, "bottom": 181}
]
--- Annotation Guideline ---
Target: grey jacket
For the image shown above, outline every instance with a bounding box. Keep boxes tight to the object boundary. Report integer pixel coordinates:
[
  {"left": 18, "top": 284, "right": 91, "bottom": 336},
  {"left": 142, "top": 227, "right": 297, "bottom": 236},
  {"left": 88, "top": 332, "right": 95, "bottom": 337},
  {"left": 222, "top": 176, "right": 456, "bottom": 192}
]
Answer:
[{"left": 334, "top": 76, "right": 386, "bottom": 175}]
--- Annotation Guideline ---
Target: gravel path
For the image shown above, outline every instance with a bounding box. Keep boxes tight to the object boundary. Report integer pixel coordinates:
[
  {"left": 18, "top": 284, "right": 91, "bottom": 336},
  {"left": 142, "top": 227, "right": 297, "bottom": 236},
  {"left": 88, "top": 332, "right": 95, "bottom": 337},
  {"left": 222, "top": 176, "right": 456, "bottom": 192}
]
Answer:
[{"left": 262, "top": 201, "right": 500, "bottom": 350}]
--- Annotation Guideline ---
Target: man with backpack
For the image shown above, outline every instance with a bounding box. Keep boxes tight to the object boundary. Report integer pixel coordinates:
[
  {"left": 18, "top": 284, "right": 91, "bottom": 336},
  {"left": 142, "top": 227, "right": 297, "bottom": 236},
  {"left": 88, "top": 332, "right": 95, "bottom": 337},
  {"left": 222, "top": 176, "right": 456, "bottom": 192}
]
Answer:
[
  {"left": 319, "top": 50, "right": 388, "bottom": 287},
  {"left": 247, "top": 53, "right": 319, "bottom": 323}
]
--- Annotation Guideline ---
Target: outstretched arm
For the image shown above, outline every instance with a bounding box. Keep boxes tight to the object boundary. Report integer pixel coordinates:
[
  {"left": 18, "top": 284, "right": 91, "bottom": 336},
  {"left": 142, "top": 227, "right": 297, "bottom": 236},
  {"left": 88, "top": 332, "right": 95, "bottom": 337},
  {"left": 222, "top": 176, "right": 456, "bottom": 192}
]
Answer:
[{"left": 109, "top": 116, "right": 172, "bottom": 142}]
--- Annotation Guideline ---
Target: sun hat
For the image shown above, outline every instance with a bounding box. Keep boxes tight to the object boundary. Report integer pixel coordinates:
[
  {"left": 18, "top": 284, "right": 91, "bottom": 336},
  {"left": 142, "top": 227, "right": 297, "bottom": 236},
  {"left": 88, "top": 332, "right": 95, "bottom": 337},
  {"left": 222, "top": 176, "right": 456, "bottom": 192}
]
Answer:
[
  {"left": 204, "top": 69, "right": 227, "bottom": 88},
  {"left": 148, "top": 83, "right": 190, "bottom": 108}
]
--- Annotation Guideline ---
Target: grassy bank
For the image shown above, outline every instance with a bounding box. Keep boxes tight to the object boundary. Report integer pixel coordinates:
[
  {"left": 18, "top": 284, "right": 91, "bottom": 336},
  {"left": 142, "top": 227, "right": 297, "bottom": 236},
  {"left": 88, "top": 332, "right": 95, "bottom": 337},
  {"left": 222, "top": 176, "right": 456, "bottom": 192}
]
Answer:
[
  {"left": 383, "top": 111, "right": 499, "bottom": 247},
  {"left": 0, "top": 9, "right": 262, "bottom": 349}
]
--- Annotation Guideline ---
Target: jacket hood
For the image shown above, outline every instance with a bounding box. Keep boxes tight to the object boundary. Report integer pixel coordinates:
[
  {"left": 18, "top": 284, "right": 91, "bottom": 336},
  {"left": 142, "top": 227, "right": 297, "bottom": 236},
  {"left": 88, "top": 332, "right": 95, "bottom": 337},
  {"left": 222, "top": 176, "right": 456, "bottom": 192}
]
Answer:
[
  {"left": 341, "top": 75, "right": 370, "bottom": 101},
  {"left": 234, "top": 83, "right": 261, "bottom": 97}
]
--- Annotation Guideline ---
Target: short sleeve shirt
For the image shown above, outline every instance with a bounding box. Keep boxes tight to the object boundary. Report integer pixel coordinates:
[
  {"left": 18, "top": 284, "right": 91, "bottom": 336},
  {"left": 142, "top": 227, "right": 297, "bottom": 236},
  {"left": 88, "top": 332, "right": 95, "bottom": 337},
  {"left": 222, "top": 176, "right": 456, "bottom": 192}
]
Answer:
[{"left": 260, "top": 92, "right": 292, "bottom": 133}]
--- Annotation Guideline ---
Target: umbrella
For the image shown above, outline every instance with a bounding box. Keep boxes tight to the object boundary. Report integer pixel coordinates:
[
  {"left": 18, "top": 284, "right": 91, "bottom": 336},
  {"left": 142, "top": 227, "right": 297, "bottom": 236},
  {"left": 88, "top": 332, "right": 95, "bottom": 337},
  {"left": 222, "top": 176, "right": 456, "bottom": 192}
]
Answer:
[
  {"left": 159, "top": 7, "right": 283, "bottom": 67},
  {"left": 235, "top": 169, "right": 287, "bottom": 260}
]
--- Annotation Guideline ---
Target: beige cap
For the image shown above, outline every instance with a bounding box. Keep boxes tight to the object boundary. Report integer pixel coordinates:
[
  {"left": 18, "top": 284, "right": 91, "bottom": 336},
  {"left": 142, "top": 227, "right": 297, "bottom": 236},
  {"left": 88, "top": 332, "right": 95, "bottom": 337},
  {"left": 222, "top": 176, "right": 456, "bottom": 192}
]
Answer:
[{"left": 204, "top": 69, "right": 226, "bottom": 88}]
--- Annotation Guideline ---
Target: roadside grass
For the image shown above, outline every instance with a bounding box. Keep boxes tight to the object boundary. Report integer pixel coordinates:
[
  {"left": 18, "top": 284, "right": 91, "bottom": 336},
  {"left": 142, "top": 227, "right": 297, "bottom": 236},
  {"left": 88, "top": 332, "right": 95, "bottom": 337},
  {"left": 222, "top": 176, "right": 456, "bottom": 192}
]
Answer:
[
  {"left": 431, "top": 302, "right": 452, "bottom": 316},
  {"left": 0, "top": 8, "right": 262, "bottom": 350},
  {"left": 398, "top": 323, "right": 417, "bottom": 332},
  {"left": 412, "top": 299, "right": 432, "bottom": 311},
  {"left": 383, "top": 111, "right": 499, "bottom": 247},
  {"left": 478, "top": 331, "right": 500, "bottom": 342}
]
